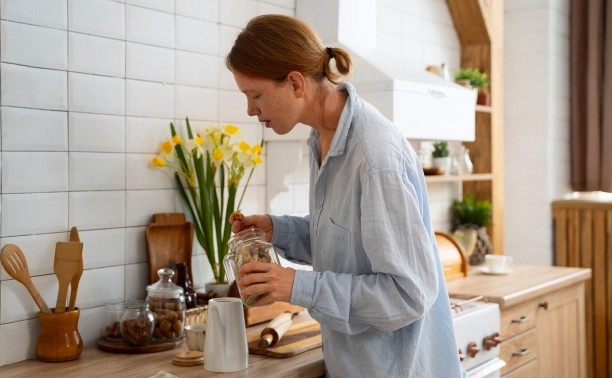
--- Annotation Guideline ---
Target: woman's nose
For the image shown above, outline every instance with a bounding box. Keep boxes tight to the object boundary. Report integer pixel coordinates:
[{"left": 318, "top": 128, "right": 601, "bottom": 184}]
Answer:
[{"left": 246, "top": 100, "right": 260, "bottom": 117}]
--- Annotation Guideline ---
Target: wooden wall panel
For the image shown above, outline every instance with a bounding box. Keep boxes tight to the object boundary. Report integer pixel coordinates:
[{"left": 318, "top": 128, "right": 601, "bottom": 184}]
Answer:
[{"left": 552, "top": 198, "right": 612, "bottom": 378}]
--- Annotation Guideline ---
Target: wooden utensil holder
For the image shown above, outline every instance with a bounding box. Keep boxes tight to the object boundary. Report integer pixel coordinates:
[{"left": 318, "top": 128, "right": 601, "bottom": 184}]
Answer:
[{"left": 37, "top": 308, "right": 83, "bottom": 362}]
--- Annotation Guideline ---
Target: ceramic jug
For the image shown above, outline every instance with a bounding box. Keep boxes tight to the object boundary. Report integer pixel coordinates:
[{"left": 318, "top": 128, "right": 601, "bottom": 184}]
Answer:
[{"left": 204, "top": 298, "right": 248, "bottom": 372}]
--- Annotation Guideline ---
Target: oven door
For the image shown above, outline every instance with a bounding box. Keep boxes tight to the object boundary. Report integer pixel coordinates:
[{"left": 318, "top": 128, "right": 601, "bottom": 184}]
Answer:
[{"left": 466, "top": 357, "right": 506, "bottom": 378}]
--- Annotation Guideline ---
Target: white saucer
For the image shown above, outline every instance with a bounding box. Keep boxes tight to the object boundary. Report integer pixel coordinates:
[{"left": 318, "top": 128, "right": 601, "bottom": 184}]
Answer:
[{"left": 479, "top": 266, "right": 513, "bottom": 275}]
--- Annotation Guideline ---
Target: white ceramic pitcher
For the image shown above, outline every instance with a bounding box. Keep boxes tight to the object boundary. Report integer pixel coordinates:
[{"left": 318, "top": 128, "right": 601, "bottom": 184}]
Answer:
[{"left": 204, "top": 297, "right": 248, "bottom": 372}]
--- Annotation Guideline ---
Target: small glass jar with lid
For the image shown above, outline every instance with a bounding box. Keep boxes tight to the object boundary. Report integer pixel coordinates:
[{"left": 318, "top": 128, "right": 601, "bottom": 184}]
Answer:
[
  {"left": 224, "top": 228, "right": 280, "bottom": 307},
  {"left": 146, "top": 268, "right": 186, "bottom": 341},
  {"left": 120, "top": 300, "right": 154, "bottom": 346},
  {"left": 103, "top": 302, "right": 124, "bottom": 341}
]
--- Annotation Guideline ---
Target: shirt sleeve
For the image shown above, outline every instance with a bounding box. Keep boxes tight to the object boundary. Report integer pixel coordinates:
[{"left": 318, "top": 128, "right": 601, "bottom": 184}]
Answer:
[
  {"left": 270, "top": 214, "right": 313, "bottom": 265},
  {"left": 289, "top": 169, "right": 439, "bottom": 335}
]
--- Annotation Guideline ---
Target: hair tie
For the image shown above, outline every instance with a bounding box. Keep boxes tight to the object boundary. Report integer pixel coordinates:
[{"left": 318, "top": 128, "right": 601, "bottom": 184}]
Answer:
[{"left": 326, "top": 47, "right": 334, "bottom": 60}]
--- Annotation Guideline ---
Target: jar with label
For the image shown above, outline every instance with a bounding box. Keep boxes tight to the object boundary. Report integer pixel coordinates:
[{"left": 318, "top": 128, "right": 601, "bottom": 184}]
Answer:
[
  {"left": 224, "top": 228, "right": 280, "bottom": 307},
  {"left": 146, "top": 268, "right": 186, "bottom": 341},
  {"left": 120, "top": 300, "right": 154, "bottom": 346}
]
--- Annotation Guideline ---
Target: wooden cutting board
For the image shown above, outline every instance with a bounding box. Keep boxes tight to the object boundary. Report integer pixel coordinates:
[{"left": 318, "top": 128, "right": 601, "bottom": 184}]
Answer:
[
  {"left": 247, "top": 320, "right": 322, "bottom": 359},
  {"left": 145, "top": 213, "right": 194, "bottom": 284}
]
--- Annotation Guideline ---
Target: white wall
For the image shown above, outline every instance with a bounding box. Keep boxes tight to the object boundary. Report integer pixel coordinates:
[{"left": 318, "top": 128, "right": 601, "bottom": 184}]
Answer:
[
  {"left": 0, "top": 0, "right": 293, "bottom": 366},
  {"left": 504, "top": 0, "right": 571, "bottom": 265}
]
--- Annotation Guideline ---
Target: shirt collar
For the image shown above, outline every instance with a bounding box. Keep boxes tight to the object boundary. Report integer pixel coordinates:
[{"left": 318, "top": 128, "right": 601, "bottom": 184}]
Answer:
[{"left": 306, "top": 82, "right": 358, "bottom": 158}]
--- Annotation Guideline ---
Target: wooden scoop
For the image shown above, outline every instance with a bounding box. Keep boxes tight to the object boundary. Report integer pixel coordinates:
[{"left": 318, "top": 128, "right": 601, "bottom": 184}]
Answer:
[
  {"left": 67, "top": 227, "right": 83, "bottom": 311},
  {"left": 54, "top": 236, "right": 83, "bottom": 314},
  {"left": 0, "top": 244, "right": 51, "bottom": 314}
]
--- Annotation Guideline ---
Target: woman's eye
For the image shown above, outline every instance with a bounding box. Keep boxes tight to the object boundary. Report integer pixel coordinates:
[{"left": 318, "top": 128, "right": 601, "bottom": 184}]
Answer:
[{"left": 252, "top": 95, "right": 260, "bottom": 100}]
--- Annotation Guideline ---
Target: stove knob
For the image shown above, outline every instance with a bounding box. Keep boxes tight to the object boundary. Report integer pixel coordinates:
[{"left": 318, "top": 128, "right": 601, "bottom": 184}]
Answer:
[
  {"left": 467, "top": 342, "right": 480, "bottom": 358},
  {"left": 458, "top": 349, "right": 465, "bottom": 362},
  {"left": 483, "top": 332, "right": 502, "bottom": 350}
]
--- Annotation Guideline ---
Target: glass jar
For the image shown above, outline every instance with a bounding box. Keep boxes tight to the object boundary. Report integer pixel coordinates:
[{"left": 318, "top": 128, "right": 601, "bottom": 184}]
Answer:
[
  {"left": 224, "top": 228, "right": 280, "bottom": 307},
  {"left": 103, "top": 302, "right": 124, "bottom": 341},
  {"left": 120, "top": 300, "right": 154, "bottom": 347},
  {"left": 146, "top": 268, "right": 186, "bottom": 341}
]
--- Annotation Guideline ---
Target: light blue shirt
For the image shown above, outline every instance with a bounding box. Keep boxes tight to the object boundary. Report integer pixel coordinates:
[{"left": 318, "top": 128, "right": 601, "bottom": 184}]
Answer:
[{"left": 270, "top": 83, "right": 465, "bottom": 378}]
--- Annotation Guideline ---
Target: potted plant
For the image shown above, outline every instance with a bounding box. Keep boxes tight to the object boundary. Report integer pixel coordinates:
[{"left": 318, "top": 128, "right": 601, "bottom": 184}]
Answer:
[
  {"left": 454, "top": 68, "right": 491, "bottom": 106},
  {"left": 452, "top": 195, "right": 493, "bottom": 265},
  {"left": 431, "top": 141, "right": 451, "bottom": 175},
  {"left": 151, "top": 118, "right": 263, "bottom": 291}
]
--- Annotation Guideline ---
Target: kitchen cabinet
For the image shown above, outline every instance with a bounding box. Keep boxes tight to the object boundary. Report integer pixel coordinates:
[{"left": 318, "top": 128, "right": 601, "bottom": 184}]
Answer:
[
  {"left": 447, "top": 0, "right": 505, "bottom": 254},
  {"left": 447, "top": 264, "right": 591, "bottom": 377}
]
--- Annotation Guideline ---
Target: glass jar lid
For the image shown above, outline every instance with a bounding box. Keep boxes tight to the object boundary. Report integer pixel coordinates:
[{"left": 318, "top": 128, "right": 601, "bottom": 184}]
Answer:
[{"left": 146, "top": 268, "right": 184, "bottom": 299}]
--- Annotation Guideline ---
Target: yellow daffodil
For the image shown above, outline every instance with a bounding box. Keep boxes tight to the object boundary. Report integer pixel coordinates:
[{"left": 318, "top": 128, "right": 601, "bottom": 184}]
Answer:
[
  {"left": 212, "top": 148, "right": 224, "bottom": 161},
  {"left": 239, "top": 140, "right": 251, "bottom": 152},
  {"left": 252, "top": 144, "right": 262, "bottom": 154},
  {"left": 172, "top": 135, "right": 182, "bottom": 145},
  {"left": 160, "top": 139, "right": 175, "bottom": 161},
  {"left": 255, "top": 154, "right": 262, "bottom": 165},
  {"left": 152, "top": 157, "right": 166, "bottom": 167},
  {"left": 186, "top": 135, "right": 205, "bottom": 158},
  {"left": 225, "top": 124, "right": 239, "bottom": 135}
]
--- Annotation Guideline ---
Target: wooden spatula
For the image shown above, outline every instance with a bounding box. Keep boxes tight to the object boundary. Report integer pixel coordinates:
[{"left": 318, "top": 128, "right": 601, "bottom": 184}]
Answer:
[
  {"left": 1, "top": 244, "right": 51, "bottom": 313},
  {"left": 54, "top": 239, "right": 83, "bottom": 313},
  {"left": 67, "top": 227, "right": 83, "bottom": 311}
]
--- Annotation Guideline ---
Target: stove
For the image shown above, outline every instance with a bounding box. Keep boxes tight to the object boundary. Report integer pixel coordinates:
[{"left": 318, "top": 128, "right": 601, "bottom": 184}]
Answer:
[{"left": 450, "top": 296, "right": 506, "bottom": 377}]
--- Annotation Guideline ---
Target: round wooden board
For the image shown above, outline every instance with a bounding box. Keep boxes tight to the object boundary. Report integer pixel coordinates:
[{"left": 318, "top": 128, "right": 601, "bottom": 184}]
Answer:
[{"left": 96, "top": 337, "right": 183, "bottom": 354}]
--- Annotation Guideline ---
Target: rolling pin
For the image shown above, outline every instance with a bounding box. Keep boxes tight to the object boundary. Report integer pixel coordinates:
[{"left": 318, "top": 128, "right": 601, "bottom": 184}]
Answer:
[{"left": 259, "top": 311, "right": 294, "bottom": 349}]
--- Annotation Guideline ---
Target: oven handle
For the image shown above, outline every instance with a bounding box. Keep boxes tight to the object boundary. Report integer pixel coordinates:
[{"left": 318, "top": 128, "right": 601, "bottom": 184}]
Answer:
[
  {"left": 512, "top": 348, "right": 530, "bottom": 357},
  {"left": 511, "top": 315, "right": 529, "bottom": 323}
]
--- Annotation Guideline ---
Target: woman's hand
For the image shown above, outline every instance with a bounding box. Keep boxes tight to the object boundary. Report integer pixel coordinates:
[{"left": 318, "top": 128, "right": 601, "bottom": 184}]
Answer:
[
  {"left": 238, "top": 262, "right": 296, "bottom": 305},
  {"left": 229, "top": 212, "right": 274, "bottom": 242}
]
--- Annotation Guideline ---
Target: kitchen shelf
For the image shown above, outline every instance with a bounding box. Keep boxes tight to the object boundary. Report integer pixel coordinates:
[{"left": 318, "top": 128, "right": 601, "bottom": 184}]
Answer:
[
  {"left": 475, "top": 105, "right": 492, "bottom": 113},
  {"left": 425, "top": 173, "right": 493, "bottom": 183}
]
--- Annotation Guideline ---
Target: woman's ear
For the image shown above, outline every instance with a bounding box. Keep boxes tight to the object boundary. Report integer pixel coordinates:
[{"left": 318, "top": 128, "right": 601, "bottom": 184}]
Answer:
[{"left": 286, "top": 71, "right": 306, "bottom": 98}]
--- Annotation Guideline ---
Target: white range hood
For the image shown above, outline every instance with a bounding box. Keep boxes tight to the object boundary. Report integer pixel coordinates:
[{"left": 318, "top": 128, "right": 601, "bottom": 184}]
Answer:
[{"left": 296, "top": 0, "right": 476, "bottom": 141}]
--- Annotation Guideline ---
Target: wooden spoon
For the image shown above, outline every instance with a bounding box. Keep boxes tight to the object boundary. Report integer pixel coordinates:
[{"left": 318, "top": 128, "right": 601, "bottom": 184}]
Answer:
[
  {"left": 0, "top": 244, "right": 51, "bottom": 314},
  {"left": 67, "top": 227, "right": 83, "bottom": 311},
  {"left": 54, "top": 240, "right": 83, "bottom": 313}
]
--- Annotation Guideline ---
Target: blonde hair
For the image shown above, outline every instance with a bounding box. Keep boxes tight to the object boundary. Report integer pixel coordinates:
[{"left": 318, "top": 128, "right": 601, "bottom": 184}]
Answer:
[{"left": 226, "top": 15, "right": 352, "bottom": 85}]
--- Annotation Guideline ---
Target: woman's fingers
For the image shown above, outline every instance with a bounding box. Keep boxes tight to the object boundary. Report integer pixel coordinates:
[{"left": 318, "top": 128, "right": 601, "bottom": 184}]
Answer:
[{"left": 237, "top": 262, "right": 296, "bottom": 303}]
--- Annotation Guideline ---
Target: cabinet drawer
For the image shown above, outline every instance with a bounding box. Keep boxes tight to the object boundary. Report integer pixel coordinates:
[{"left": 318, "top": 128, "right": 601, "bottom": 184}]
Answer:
[
  {"left": 500, "top": 328, "right": 538, "bottom": 375},
  {"left": 503, "top": 358, "right": 539, "bottom": 378},
  {"left": 500, "top": 300, "right": 537, "bottom": 339}
]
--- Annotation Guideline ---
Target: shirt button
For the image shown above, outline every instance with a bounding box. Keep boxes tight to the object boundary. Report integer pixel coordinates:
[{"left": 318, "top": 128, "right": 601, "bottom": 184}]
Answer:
[{"left": 315, "top": 203, "right": 322, "bottom": 209}]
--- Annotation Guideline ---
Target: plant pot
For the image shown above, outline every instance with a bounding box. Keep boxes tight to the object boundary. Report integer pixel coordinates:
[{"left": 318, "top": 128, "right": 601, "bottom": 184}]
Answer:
[
  {"left": 432, "top": 157, "right": 451, "bottom": 176},
  {"left": 455, "top": 79, "right": 472, "bottom": 89},
  {"left": 477, "top": 92, "right": 491, "bottom": 106},
  {"left": 469, "top": 226, "right": 493, "bottom": 265}
]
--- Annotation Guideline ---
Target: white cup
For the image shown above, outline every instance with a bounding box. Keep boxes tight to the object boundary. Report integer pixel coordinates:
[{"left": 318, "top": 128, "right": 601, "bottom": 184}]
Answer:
[
  {"left": 184, "top": 324, "right": 206, "bottom": 352},
  {"left": 485, "top": 255, "right": 513, "bottom": 273}
]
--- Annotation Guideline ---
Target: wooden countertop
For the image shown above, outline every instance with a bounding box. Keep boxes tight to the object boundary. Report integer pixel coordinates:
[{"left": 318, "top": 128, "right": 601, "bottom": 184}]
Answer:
[
  {"left": 446, "top": 264, "right": 592, "bottom": 309},
  {"left": 0, "top": 311, "right": 325, "bottom": 378}
]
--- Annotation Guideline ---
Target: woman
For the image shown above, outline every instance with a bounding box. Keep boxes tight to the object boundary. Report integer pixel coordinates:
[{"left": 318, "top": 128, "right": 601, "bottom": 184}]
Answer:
[{"left": 227, "top": 15, "right": 464, "bottom": 378}]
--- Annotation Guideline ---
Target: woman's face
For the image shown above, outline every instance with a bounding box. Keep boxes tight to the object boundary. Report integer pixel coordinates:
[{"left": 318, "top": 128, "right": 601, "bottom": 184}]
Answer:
[{"left": 233, "top": 71, "right": 305, "bottom": 135}]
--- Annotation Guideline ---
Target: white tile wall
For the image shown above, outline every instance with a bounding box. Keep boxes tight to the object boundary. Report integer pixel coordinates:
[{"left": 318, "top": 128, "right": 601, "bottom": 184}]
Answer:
[
  {"left": 1, "top": 107, "right": 68, "bottom": 151},
  {"left": 1, "top": 0, "right": 67, "bottom": 30},
  {"left": 504, "top": 1, "right": 572, "bottom": 264},
  {"left": 69, "top": 32, "right": 125, "bottom": 77},
  {"left": 1, "top": 64, "right": 68, "bottom": 110},
  {"left": 1, "top": 21, "right": 68, "bottom": 70},
  {"left": 0, "top": 0, "right": 491, "bottom": 366}
]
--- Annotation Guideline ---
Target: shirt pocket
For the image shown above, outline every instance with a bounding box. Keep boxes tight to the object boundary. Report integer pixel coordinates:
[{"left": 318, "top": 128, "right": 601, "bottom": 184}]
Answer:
[{"left": 328, "top": 216, "right": 352, "bottom": 247}]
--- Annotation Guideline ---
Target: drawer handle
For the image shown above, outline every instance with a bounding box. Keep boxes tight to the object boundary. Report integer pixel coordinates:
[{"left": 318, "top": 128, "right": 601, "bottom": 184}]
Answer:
[
  {"left": 512, "top": 348, "right": 530, "bottom": 357},
  {"left": 539, "top": 301, "right": 549, "bottom": 310},
  {"left": 511, "top": 315, "right": 529, "bottom": 323}
]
